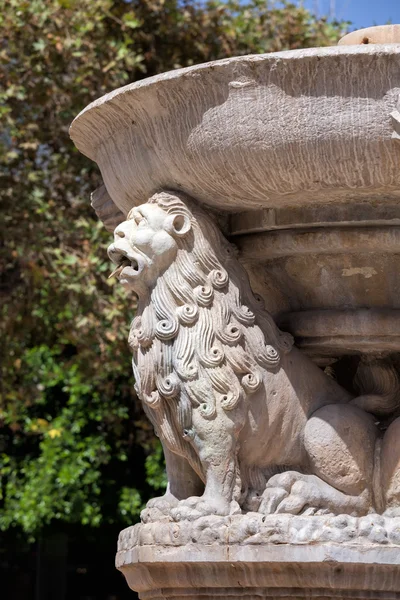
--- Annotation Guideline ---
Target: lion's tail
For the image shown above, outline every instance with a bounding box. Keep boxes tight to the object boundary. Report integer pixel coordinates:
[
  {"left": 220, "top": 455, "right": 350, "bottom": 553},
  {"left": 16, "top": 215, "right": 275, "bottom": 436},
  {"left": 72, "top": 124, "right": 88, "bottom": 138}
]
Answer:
[{"left": 351, "top": 358, "right": 400, "bottom": 418}]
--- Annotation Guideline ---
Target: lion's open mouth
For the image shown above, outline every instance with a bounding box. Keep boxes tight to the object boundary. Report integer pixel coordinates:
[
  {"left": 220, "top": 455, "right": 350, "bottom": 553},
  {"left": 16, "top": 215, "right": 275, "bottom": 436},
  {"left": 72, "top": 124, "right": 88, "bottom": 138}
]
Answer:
[{"left": 109, "top": 257, "right": 139, "bottom": 279}]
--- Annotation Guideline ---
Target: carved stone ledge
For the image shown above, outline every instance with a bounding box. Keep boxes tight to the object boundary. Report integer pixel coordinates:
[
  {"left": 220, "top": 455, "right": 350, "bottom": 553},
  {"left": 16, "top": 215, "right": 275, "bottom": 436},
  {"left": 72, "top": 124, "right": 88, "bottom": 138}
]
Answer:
[
  {"left": 278, "top": 309, "right": 400, "bottom": 357},
  {"left": 117, "top": 515, "right": 400, "bottom": 600},
  {"left": 229, "top": 199, "right": 400, "bottom": 237},
  {"left": 236, "top": 226, "right": 400, "bottom": 362}
]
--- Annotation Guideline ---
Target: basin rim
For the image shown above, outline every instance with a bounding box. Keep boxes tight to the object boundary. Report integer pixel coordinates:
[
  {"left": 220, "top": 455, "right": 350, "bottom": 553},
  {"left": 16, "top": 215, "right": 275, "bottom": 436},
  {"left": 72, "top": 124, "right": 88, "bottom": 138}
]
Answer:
[{"left": 70, "top": 43, "right": 400, "bottom": 161}]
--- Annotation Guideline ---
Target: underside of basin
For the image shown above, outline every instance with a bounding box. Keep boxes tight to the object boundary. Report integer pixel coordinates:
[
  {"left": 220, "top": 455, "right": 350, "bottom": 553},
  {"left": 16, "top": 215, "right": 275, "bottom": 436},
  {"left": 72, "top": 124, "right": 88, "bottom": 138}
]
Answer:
[{"left": 237, "top": 225, "right": 400, "bottom": 361}]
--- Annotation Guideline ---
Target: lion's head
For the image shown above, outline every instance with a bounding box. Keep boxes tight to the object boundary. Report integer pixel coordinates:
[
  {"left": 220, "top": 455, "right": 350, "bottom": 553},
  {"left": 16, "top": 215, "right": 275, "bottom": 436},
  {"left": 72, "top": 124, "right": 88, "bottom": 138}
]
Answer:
[
  {"left": 108, "top": 191, "right": 293, "bottom": 479},
  {"left": 107, "top": 200, "right": 191, "bottom": 292}
]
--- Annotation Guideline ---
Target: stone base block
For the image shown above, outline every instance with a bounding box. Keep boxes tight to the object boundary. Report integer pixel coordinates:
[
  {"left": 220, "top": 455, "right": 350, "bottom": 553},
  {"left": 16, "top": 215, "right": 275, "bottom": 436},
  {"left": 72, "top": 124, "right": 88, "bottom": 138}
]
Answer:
[{"left": 116, "top": 515, "right": 400, "bottom": 599}]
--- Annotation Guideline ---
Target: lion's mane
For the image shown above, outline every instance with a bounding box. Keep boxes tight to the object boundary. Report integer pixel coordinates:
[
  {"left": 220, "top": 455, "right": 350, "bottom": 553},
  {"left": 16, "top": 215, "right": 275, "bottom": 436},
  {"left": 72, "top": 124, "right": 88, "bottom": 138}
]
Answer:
[{"left": 129, "top": 192, "right": 293, "bottom": 481}]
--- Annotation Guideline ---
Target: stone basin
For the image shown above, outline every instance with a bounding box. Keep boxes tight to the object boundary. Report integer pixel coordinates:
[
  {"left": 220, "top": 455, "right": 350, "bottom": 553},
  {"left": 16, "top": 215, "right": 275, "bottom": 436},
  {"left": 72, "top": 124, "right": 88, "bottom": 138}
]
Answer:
[
  {"left": 71, "top": 44, "right": 400, "bottom": 213},
  {"left": 70, "top": 43, "right": 400, "bottom": 363}
]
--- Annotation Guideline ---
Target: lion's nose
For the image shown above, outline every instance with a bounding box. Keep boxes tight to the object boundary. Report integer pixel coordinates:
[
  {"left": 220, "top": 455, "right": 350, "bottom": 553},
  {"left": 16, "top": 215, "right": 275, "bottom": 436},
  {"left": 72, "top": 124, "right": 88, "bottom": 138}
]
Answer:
[
  {"left": 114, "top": 224, "right": 126, "bottom": 238},
  {"left": 108, "top": 219, "right": 136, "bottom": 264},
  {"left": 114, "top": 220, "right": 134, "bottom": 240},
  {"left": 108, "top": 243, "right": 125, "bottom": 264}
]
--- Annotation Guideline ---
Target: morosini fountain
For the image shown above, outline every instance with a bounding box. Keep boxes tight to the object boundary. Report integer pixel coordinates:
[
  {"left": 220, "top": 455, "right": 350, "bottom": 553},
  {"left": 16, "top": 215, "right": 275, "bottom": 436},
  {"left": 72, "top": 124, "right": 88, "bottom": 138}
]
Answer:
[{"left": 70, "top": 25, "right": 400, "bottom": 600}]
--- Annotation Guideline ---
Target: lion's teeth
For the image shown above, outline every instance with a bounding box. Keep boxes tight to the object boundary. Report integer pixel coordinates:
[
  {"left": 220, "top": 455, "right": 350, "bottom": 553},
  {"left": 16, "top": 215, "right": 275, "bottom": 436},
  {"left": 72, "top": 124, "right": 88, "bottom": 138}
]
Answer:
[
  {"left": 108, "top": 265, "right": 124, "bottom": 279},
  {"left": 109, "top": 257, "right": 131, "bottom": 279}
]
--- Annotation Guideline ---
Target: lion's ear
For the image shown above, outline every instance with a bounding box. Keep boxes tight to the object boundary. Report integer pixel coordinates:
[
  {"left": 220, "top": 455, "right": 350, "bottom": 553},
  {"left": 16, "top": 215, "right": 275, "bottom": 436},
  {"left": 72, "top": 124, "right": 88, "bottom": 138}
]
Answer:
[{"left": 165, "top": 213, "right": 191, "bottom": 238}]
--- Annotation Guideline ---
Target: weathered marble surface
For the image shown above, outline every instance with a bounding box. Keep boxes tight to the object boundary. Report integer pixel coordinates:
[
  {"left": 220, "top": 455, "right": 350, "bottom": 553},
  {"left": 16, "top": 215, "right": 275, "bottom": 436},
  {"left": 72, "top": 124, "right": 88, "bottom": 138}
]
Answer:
[
  {"left": 117, "top": 515, "right": 400, "bottom": 600},
  {"left": 119, "top": 514, "right": 400, "bottom": 548}
]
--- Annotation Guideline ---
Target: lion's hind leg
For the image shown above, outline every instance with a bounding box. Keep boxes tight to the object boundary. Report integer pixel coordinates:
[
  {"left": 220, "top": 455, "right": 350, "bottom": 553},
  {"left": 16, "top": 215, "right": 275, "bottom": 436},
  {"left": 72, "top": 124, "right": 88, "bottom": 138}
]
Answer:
[
  {"left": 381, "top": 417, "right": 400, "bottom": 515},
  {"left": 259, "top": 404, "right": 378, "bottom": 516}
]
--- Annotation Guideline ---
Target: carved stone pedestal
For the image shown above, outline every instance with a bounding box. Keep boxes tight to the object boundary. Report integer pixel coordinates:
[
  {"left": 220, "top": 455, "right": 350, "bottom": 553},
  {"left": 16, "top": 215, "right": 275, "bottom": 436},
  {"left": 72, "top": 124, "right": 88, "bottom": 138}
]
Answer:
[{"left": 117, "top": 515, "right": 400, "bottom": 600}]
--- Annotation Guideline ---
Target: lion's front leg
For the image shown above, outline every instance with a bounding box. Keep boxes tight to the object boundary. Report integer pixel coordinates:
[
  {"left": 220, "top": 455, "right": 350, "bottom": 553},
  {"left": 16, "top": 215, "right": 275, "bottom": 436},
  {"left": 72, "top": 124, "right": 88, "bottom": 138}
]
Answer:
[
  {"left": 171, "top": 409, "right": 243, "bottom": 522},
  {"left": 141, "top": 443, "right": 204, "bottom": 523}
]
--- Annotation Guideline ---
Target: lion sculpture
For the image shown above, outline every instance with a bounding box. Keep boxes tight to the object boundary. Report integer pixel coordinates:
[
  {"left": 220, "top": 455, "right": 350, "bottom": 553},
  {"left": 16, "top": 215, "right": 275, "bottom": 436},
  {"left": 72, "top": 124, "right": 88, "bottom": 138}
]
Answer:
[{"left": 108, "top": 191, "right": 400, "bottom": 521}]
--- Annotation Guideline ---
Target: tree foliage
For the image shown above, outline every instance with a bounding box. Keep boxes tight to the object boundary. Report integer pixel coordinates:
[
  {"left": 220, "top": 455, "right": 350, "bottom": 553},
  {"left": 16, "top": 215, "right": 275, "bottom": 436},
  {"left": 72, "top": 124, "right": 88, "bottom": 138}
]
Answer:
[{"left": 0, "top": 0, "right": 348, "bottom": 535}]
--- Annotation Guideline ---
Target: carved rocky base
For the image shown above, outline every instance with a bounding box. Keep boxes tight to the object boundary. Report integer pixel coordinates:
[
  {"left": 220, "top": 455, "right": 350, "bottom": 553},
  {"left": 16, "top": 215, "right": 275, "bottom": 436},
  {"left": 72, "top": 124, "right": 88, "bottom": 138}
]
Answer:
[{"left": 117, "top": 515, "right": 400, "bottom": 600}]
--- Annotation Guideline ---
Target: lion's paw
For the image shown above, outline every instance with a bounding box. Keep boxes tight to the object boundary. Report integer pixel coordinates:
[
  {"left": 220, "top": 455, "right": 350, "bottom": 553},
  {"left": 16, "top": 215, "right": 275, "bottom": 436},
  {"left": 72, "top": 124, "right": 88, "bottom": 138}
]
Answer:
[
  {"left": 259, "top": 472, "right": 339, "bottom": 516},
  {"left": 141, "top": 506, "right": 170, "bottom": 523},
  {"left": 170, "top": 503, "right": 204, "bottom": 522},
  {"left": 258, "top": 486, "right": 289, "bottom": 514},
  {"left": 140, "top": 494, "right": 178, "bottom": 523},
  {"left": 171, "top": 496, "right": 240, "bottom": 521},
  {"left": 273, "top": 478, "right": 330, "bottom": 515}
]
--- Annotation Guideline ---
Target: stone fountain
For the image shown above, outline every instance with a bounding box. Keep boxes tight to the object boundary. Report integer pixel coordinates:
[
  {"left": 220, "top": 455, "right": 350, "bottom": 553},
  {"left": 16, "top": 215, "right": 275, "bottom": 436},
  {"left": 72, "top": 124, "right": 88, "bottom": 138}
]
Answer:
[{"left": 70, "top": 25, "right": 400, "bottom": 600}]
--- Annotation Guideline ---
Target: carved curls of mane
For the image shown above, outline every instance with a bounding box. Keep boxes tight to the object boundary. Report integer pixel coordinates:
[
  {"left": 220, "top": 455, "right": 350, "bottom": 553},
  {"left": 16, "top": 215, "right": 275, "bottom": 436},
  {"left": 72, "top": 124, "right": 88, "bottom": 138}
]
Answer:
[{"left": 129, "top": 191, "right": 293, "bottom": 481}]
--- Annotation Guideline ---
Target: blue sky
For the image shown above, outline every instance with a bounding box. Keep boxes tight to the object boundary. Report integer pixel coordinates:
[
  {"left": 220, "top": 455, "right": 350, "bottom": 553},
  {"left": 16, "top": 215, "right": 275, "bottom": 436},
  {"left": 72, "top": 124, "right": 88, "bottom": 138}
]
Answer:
[{"left": 303, "top": 0, "right": 400, "bottom": 29}]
